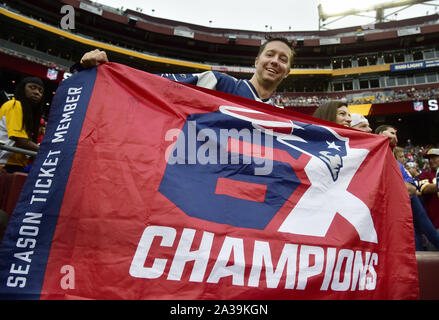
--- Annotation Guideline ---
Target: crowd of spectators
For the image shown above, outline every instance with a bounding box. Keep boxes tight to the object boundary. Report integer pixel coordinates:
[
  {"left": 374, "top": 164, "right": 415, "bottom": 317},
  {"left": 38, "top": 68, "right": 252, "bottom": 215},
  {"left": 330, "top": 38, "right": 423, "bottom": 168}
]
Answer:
[
  {"left": 391, "top": 143, "right": 439, "bottom": 251},
  {"left": 402, "top": 140, "right": 436, "bottom": 171},
  {"left": 273, "top": 94, "right": 337, "bottom": 107},
  {"left": 0, "top": 46, "right": 69, "bottom": 72},
  {"left": 274, "top": 86, "right": 439, "bottom": 108}
]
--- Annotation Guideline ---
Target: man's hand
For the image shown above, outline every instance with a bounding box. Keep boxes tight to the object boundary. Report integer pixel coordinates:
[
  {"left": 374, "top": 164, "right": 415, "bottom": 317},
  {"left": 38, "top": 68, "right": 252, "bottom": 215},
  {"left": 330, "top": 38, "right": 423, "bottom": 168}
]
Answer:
[
  {"left": 80, "top": 49, "right": 109, "bottom": 68},
  {"left": 405, "top": 182, "right": 417, "bottom": 196}
]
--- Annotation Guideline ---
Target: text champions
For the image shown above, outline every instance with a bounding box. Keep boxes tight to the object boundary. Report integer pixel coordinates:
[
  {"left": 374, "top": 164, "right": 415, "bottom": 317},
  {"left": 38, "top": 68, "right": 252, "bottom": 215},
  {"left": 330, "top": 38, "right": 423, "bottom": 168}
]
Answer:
[{"left": 129, "top": 225, "right": 378, "bottom": 292}]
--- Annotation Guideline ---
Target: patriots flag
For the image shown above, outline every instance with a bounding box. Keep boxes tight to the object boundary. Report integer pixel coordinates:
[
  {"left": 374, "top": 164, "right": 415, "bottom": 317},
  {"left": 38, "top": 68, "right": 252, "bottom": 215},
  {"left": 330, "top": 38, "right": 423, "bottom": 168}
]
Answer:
[{"left": 0, "top": 63, "right": 418, "bottom": 299}]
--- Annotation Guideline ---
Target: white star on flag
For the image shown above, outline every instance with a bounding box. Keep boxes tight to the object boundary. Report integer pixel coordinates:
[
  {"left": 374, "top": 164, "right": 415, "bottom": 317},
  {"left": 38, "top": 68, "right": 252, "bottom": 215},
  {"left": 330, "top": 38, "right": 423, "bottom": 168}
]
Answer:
[{"left": 326, "top": 141, "right": 341, "bottom": 151}]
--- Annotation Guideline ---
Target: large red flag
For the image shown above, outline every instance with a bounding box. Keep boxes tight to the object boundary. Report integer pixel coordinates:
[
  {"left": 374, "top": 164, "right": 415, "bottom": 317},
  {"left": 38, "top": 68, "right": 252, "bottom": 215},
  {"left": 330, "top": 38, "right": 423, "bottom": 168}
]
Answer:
[{"left": 0, "top": 63, "right": 418, "bottom": 299}]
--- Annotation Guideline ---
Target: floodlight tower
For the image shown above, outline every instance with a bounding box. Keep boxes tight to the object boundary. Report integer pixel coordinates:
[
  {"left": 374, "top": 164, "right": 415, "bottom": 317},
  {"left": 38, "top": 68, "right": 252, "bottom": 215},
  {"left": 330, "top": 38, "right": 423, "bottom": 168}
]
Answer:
[{"left": 318, "top": 0, "right": 438, "bottom": 30}]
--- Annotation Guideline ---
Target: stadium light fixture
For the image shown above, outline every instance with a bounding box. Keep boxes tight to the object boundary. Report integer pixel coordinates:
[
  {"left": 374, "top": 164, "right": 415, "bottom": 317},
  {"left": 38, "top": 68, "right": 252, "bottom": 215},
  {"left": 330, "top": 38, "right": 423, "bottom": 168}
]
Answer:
[
  {"left": 319, "top": 0, "right": 389, "bottom": 16},
  {"left": 318, "top": 0, "right": 436, "bottom": 29}
]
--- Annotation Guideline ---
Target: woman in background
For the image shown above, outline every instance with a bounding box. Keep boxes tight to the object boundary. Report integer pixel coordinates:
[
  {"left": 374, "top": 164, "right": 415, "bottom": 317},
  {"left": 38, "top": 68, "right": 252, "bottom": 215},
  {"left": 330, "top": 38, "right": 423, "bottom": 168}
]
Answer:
[{"left": 313, "top": 100, "right": 351, "bottom": 127}]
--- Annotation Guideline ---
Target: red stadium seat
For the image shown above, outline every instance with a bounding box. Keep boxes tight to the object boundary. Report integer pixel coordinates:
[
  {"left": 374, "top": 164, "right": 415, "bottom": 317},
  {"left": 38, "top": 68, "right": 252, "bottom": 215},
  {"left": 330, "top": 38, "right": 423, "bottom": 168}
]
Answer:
[
  {"left": 1, "top": 172, "right": 28, "bottom": 218},
  {"left": 417, "top": 252, "right": 439, "bottom": 300},
  {"left": 0, "top": 168, "right": 8, "bottom": 214}
]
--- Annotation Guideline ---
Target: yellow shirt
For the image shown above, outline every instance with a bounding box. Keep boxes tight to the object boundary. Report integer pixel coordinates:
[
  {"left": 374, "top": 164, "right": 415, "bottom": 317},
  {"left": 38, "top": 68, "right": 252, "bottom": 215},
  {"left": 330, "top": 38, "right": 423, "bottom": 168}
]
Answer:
[{"left": 0, "top": 99, "right": 30, "bottom": 168}]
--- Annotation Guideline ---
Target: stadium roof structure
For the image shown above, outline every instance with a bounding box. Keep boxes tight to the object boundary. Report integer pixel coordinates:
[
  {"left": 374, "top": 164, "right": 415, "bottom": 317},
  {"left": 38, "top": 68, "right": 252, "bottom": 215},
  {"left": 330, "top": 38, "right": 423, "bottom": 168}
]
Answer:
[
  {"left": 4, "top": 1, "right": 439, "bottom": 64},
  {"left": 318, "top": 0, "right": 439, "bottom": 30},
  {"left": 2, "top": 0, "right": 439, "bottom": 83}
]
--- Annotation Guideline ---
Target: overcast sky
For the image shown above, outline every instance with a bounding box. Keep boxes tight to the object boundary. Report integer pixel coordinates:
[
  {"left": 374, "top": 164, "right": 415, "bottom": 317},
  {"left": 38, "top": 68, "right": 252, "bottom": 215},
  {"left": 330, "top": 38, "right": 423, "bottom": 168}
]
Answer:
[{"left": 95, "top": 0, "right": 439, "bottom": 31}]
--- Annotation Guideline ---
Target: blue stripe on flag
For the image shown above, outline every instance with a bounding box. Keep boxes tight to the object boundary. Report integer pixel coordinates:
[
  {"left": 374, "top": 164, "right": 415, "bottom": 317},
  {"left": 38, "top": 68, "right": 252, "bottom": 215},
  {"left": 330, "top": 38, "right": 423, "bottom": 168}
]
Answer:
[{"left": 0, "top": 68, "right": 97, "bottom": 299}]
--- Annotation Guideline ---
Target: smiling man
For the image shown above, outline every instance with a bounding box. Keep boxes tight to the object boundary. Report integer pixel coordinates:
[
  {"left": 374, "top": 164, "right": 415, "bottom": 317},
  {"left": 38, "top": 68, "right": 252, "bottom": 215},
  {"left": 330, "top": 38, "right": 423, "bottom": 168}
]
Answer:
[
  {"left": 248, "top": 38, "right": 293, "bottom": 101},
  {"left": 76, "top": 37, "right": 294, "bottom": 106}
]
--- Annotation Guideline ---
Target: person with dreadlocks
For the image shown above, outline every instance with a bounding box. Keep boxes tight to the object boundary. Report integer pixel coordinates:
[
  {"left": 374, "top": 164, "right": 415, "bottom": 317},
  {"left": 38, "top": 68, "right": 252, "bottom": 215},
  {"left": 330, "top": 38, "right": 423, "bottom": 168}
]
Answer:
[{"left": 0, "top": 77, "right": 44, "bottom": 173}]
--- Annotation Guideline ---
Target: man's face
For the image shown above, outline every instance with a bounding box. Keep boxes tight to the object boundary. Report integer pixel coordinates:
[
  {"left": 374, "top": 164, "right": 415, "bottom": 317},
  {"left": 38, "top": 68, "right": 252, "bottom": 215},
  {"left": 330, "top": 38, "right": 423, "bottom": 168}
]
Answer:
[
  {"left": 24, "top": 82, "right": 44, "bottom": 104},
  {"left": 396, "top": 151, "right": 405, "bottom": 164},
  {"left": 254, "top": 41, "right": 291, "bottom": 87},
  {"left": 352, "top": 121, "right": 372, "bottom": 133},
  {"left": 380, "top": 127, "right": 398, "bottom": 147},
  {"left": 428, "top": 155, "right": 439, "bottom": 170}
]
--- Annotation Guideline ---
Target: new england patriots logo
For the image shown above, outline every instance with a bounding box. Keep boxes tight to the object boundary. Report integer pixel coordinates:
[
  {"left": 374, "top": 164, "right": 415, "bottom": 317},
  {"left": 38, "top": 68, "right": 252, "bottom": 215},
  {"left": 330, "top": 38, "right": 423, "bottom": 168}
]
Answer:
[
  {"left": 159, "top": 106, "right": 377, "bottom": 243},
  {"left": 232, "top": 110, "right": 348, "bottom": 182},
  {"left": 279, "top": 125, "right": 347, "bottom": 182}
]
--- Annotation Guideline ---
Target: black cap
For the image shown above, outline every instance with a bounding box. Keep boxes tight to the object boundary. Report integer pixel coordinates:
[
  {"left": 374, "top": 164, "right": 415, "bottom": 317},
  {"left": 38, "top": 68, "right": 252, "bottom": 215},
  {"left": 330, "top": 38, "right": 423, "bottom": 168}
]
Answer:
[{"left": 21, "top": 76, "right": 44, "bottom": 87}]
